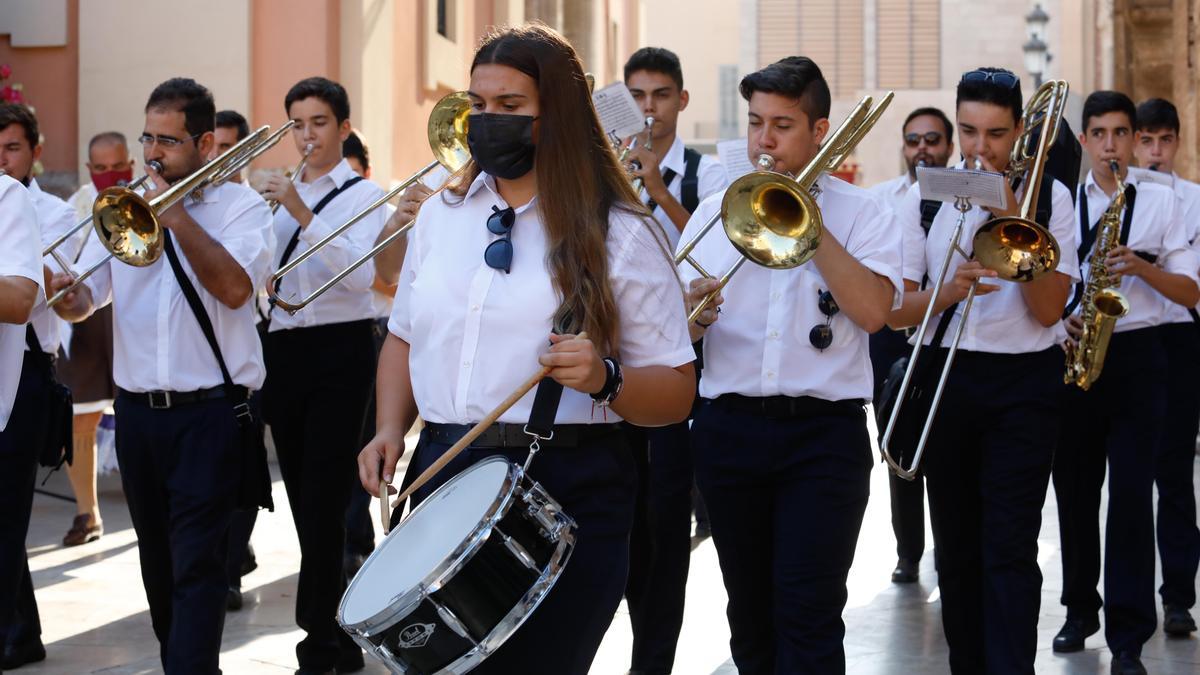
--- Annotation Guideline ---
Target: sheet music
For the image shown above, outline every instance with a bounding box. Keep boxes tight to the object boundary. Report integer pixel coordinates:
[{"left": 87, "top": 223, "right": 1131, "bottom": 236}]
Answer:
[
  {"left": 592, "top": 82, "right": 645, "bottom": 140},
  {"left": 717, "top": 138, "right": 756, "bottom": 182},
  {"left": 916, "top": 166, "right": 1008, "bottom": 210}
]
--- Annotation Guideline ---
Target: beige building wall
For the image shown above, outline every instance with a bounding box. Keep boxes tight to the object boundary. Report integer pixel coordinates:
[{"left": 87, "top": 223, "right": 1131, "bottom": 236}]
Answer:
[{"left": 77, "top": 0, "right": 252, "bottom": 172}]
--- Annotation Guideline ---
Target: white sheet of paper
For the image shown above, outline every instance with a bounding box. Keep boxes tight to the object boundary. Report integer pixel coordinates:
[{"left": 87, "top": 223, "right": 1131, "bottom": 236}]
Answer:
[
  {"left": 717, "top": 138, "right": 756, "bottom": 182},
  {"left": 916, "top": 166, "right": 1008, "bottom": 210},
  {"left": 592, "top": 82, "right": 645, "bottom": 141}
]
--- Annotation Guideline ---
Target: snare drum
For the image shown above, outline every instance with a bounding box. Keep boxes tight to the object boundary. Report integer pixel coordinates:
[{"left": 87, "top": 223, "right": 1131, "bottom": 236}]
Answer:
[{"left": 338, "top": 456, "right": 576, "bottom": 674}]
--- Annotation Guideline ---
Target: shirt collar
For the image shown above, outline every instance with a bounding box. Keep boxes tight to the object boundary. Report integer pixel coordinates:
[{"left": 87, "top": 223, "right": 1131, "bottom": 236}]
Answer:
[
  {"left": 659, "top": 136, "right": 685, "bottom": 176},
  {"left": 300, "top": 158, "right": 358, "bottom": 191},
  {"left": 1085, "top": 167, "right": 1137, "bottom": 198},
  {"left": 462, "top": 171, "right": 539, "bottom": 215},
  {"left": 27, "top": 177, "right": 44, "bottom": 199}
]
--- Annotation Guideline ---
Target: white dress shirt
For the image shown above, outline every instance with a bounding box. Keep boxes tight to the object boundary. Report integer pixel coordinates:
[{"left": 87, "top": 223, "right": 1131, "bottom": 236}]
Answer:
[
  {"left": 1072, "top": 169, "right": 1198, "bottom": 332},
  {"left": 68, "top": 182, "right": 97, "bottom": 223},
  {"left": 868, "top": 173, "right": 915, "bottom": 212},
  {"left": 77, "top": 181, "right": 274, "bottom": 392},
  {"left": 678, "top": 174, "right": 903, "bottom": 402},
  {"left": 268, "top": 158, "right": 387, "bottom": 331},
  {"left": 1129, "top": 170, "right": 1200, "bottom": 325},
  {"left": 900, "top": 175, "right": 1080, "bottom": 353},
  {"left": 390, "top": 172, "right": 695, "bottom": 425},
  {"left": 0, "top": 176, "right": 44, "bottom": 430},
  {"left": 26, "top": 178, "right": 79, "bottom": 354},
  {"left": 642, "top": 136, "right": 729, "bottom": 249}
]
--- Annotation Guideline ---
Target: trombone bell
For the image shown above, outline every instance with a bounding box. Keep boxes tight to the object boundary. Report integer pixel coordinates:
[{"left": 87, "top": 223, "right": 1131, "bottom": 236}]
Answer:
[
  {"left": 92, "top": 187, "right": 164, "bottom": 267},
  {"left": 722, "top": 172, "right": 821, "bottom": 270},
  {"left": 972, "top": 217, "right": 1059, "bottom": 282}
]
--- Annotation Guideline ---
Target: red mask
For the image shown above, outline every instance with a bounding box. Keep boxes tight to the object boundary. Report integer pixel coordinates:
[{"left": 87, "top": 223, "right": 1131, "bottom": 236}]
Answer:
[{"left": 91, "top": 167, "right": 134, "bottom": 191}]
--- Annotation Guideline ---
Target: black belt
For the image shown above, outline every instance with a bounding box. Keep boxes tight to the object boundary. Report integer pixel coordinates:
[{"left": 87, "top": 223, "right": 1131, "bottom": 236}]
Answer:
[
  {"left": 712, "top": 393, "right": 864, "bottom": 419},
  {"left": 424, "top": 421, "right": 622, "bottom": 449},
  {"left": 118, "top": 385, "right": 248, "bottom": 410}
]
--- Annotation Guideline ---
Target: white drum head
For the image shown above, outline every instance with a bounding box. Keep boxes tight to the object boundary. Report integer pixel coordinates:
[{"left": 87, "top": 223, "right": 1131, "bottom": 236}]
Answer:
[{"left": 341, "top": 458, "right": 512, "bottom": 625}]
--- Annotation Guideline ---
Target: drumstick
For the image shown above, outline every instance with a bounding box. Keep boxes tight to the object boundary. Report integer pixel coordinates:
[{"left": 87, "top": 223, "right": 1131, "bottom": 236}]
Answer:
[
  {"left": 389, "top": 331, "right": 586, "bottom": 510},
  {"left": 379, "top": 480, "right": 390, "bottom": 535}
]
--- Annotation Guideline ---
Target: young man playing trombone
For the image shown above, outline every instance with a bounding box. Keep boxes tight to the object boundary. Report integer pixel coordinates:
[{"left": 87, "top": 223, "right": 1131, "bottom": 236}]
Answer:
[
  {"left": 259, "top": 76, "right": 388, "bottom": 674},
  {"left": 679, "top": 56, "right": 901, "bottom": 674},
  {"left": 1052, "top": 91, "right": 1199, "bottom": 675},
  {"left": 885, "top": 68, "right": 1079, "bottom": 675},
  {"left": 50, "top": 77, "right": 274, "bottom": 674}
]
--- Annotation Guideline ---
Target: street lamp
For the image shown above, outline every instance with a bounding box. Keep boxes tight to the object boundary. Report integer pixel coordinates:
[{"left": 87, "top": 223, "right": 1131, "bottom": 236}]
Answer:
[{"left": 1024, "top": 4, "right": 1051, "bottom": 87}]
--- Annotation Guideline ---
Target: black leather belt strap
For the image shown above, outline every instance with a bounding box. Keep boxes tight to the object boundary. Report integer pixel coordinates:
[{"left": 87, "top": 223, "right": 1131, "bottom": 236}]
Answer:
[
  {"left": 424, "top": 421, "right": 622, "bottom": 449},
  {"left": 118, "top": 385, "right": 247, "bottom": 410},
  {"left": 713, "top": 393, "right": 864, "bottom": 419}
]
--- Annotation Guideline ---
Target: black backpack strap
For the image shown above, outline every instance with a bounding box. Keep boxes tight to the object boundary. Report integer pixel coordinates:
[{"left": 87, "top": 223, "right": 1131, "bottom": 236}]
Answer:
[
  {"left": 1118, "top": 184, "right": 1137, "bottom": 247},
  {"left": 680, "top": 147, "right": 703, "bottom": 214},
  {"left": 915, "top": 199, "right": 943, "bottom": 291},
  {"left": 645, "top": 168, "right": 678, "bottom": 213},
  {"left": 162, "top": 230, "right": 251, "bottom": 423},
  {"left": 268, "top": 175, "right": 365, "bottom": 318}
]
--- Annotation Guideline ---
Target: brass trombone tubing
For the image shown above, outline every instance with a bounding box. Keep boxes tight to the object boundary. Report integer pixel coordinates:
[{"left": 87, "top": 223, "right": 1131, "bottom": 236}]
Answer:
[
  {"left": 43, "top": 163, "right": 162, "bottom": 271},
  {"left": 210, "top": 120, "right": 297, "bottom": 187},
  {"left": 266, "top": 160, "right": 446, "bottom": 314},
  {"left": 270, "top": 142, "right": 313, "bottom": 215},
  {"left": 48, "top": 126, "right": 274, "bottom": 307}
]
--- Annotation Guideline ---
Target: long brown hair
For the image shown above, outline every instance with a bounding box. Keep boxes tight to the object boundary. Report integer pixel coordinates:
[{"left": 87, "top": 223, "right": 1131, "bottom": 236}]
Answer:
[{"left": 451, "top": 23, "right": 653, "bottom": 355}]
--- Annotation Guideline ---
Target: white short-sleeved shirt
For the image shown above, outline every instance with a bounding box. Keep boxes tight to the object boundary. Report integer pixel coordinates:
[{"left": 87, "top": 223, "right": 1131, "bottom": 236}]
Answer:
[
  {"left": 899, "top": 174, "right": 1080, "bottom": 353},
  {"left": 868, "top": 173, "right": 915, "bottom": 213},
  {"left": 0, "top": 177, "right": 44, "bottom": 430},
  {"left": 677, "top": 174, "right": 903, "bottom": 402},
  {"left": 269, "top": 158, "right": 387, "bottom": 331},
  {"left": 1127, "top": 170, "right": 1200, "bottom": 325},
  {"left": 1071, "top": 169, "right": 1198, "bottom": 332},
  {"left": 389, "top": 172, "right": 695, "bottom": 425},
  {"left": 26, "top": 179, "right": 79, "bottom": 354},
  {"left": 642, "top": 136, "right": 729, "bottom": 248},
  {"left": 77, "top": 181, "right": 275, "bottom": 392}
]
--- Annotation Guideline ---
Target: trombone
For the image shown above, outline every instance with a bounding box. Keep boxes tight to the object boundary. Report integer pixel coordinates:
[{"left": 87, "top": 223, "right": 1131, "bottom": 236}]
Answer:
[
  {"left": 880, "top": 80, "right": 1069, "bottom": 480},
  {"left": 266, "top": 91, "right": 471, "bottom": 314},
  {"left": 270, "top": 141, "right": 314, "bottom": 215},
  {"left": 618, "top": 117, "right": 654, "bottom": 194},
  {"left": 47, "top": 125, "right": 280, "bottom": 307},
  {"left": 42, "top": 161, "right": 162, "bottom": 275},
  {"left": 677, "top": 92, "right": 895, "bottom": 323}
]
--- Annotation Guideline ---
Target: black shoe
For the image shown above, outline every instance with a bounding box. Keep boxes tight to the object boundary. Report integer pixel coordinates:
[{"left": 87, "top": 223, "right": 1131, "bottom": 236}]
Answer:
[
  {"left": 226, "top": 586, "right": 244, "bottom": 612},
  {"left": 2, "top": 640, "right": 46, "bottom": 669},
  {"left": 241, "top": 545, "right": 258, "bottom": 577},
  {"left": 891, "top": 558, "right": 919, "bottom": 583},
  {"left": 1110, "top": 652, "right": 1146, "bottom": 675},
  {"left": 1052, "top": 616, "right": 1100, "bottom": 653},
  {"left": 1164, "top": 604, "right": 1197, "bottom": 636},
  {"left": 336, "top": 648, "right": 365, "bottom": 673}
]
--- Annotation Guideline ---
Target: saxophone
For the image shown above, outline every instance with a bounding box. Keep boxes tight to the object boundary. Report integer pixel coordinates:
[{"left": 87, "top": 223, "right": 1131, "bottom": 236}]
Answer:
[{"left": 1064, "top": 160, "right": 1132, "bottom": 389}]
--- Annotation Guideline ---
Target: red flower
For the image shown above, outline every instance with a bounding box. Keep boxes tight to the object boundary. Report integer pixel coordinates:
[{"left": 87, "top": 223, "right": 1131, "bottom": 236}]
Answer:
[{"left": 0, "top": 64, "right": 10, "bottom": 80}]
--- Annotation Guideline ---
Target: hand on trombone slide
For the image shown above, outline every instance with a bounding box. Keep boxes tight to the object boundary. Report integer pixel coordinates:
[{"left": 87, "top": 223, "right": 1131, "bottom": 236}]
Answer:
[
  {"left": 939, "top": 261, "right": 1001, "bottom": 305},
  {"left": 687, "top": 277, "right": 724, "bottom": 333},
  {"left": 389, "top": 183, "right": 434, "bottom": 233}
]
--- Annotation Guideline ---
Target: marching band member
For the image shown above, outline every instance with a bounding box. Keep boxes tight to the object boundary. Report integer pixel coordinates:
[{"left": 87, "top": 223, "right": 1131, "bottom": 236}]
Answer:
[
  {"left": 51, "top": 77, "right": 274, "bottom": 674},
  {"left": 259, "top": 77, "right": 386, "bottom": 674},
  {"left": 1052, "top": 91, "right": 1199, "bottom": 675},
  {"left": 680, "top": 56, "right": 901, "bottom": 674},
  {"left": 867, "top": 105, "right": 955, "bottom": 585},
  {"left": 358, "top": 23, "right": 695, "bottom": 674},
  {"left": 1133, "top": 97, "right": 1200, "bottom": 638},
  {"left": 887, "top": 68, "right": 1078, "bottom": 674},
  {"left": 0, "top": 156, "right": 46, "bottom": 671},
  {"left": 213, "top": 110, "right": 251, "bottom": 183},
  {"left": 619, "top": 45, "right": 728, "bottom": 675},
  {"left": 0, "top": 102, "right": 83, "bottom": 669}
]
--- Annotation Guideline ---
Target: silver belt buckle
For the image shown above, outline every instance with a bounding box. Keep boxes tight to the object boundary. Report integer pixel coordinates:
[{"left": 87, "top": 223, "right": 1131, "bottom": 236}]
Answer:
[{"left": 148, "top": 391, "right": 172, "bottom": 409}]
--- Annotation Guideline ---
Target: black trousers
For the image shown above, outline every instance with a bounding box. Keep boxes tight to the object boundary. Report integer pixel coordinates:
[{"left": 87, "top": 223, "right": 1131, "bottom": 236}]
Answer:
[
  {"left": 1054, "top": 326, "right": 1165, "bottom": 656},
  {"left": 226, "top": 391, "right": 263, "bottom": 590},
  {"left": 114, "top": 391, "right": 243, "bottom": 674},
  {"left": 691, "top": 395, "right": 871, "bottom": 675},
  {"left": 921, "top": 347, "right": 1061, "bottom": 675},
  {"left": 0, "top": 352, "right": 50, "bottom": 650},
  {"left": 870, "top": 327, "right": 925, "bottom": 563},
  {"left": 624, "top": 421, "right": 694, "bottom": 674},
  {"left": 401, "top": 424, "right": 637, "bottom": 675},
  {"left": 1156, "top": 321, "right": 1200, "bottom": 610},
  {"left": 263, "top": 319, "right": 376, "bottom": 670}
]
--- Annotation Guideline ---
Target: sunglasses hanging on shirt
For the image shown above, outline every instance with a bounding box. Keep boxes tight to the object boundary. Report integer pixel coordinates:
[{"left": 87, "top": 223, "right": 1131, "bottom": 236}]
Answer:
[
  {"left": 809, "top": 289, "right": 840, "bottom": 351},
  {"left": 484, "top": 205, "right": 517, "bottom": 273}
]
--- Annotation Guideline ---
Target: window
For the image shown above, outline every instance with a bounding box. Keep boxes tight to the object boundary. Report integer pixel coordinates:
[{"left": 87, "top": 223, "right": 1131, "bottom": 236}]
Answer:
[
  {"left": 757, "top": 0, "right": 864, "bottom": 97},
  {"left": 877, "top": 0, "right": 940, "bottom": 89}
]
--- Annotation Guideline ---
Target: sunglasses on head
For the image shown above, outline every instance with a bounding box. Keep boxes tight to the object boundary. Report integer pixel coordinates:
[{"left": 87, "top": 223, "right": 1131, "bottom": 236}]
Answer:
[
  {"left": 809, "top": 290, "right": 840, "bottom": 351},
  {"left": 484, "top": 205, "right": 516, "bottom": 273},
  {"left": 904, "top": 131, "right": 944, "bottom": 148},
  {"left": 960, "top": 69, "right": 1020, "bottom": 90}
]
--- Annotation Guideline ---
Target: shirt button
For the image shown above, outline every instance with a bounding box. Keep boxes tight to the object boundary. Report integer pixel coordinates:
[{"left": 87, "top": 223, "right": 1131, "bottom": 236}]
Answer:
[
  {"left": 766, "top": 371, "right": 776, "bottom": 378},
  {"left": 462, "top": 361, "right": 471, "bottom": 368},
  {"left": 769, "top": 330, "right": 779, "bottom": 339},
  {"left": 771, "top": 292, "right": 781, "bottom": 301},
  {"left": 471, "top": 304, "right": 480, "bottom": 311}
]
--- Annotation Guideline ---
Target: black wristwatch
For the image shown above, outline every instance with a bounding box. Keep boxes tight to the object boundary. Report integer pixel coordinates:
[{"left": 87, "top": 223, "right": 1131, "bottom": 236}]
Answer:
[{"left": 591, "top": 357, "right": 624, "bottom": 407}]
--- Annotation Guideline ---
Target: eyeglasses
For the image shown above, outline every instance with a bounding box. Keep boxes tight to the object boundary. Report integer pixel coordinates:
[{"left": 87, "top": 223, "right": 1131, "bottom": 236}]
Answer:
[
  {"left": 137, "top": 133, "right": 202, "bottom": 149},
  {"left": 809, "top": 289, "right": 840, "bottom": 351},
  {"left": 960, "top": 69, "right": 1020, "bottom": 90},
  {"left": 484, "top": 205, "right": 516, "bottom": 273},
  {"left": 904, "top": 131, "right": 944, "bottom": 148}
]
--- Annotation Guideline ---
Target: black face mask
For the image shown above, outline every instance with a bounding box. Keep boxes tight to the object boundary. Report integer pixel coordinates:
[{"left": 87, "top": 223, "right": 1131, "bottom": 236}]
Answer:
[{"left": 467, "top": 113, "right": 537, "bottom": 180}]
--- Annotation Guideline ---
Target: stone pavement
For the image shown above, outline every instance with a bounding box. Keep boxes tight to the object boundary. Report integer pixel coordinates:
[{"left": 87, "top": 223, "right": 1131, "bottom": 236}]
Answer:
[{"left": 13, "top": 423, "right": 1200, "bottom": 674}]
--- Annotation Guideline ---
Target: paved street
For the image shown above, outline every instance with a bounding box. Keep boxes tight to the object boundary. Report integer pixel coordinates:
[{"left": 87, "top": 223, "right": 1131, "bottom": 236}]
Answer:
[{"left": 14, "top": 418, "right": 1200, "bottom": 674}]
